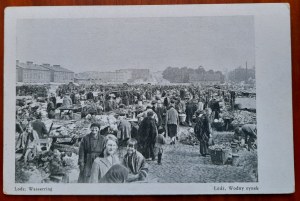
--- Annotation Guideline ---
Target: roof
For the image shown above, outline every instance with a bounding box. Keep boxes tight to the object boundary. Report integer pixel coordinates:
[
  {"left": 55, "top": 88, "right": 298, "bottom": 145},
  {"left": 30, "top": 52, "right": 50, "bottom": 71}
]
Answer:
[
  {"left": 17, "top": 62, "right": 50, "bottom": 71},
  {"left": 43, "top": 65, "right": 74, "bottom": 73}
]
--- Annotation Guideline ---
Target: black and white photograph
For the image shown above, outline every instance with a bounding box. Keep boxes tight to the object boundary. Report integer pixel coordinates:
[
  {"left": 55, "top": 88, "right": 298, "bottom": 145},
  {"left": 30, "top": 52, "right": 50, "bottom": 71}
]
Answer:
[{"left": 4, "top": 4, "right": 294, "bottom": 195}]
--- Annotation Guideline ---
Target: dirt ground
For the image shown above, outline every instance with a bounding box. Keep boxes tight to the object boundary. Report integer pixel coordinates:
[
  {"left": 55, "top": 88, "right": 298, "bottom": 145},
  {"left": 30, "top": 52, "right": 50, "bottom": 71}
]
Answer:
[
  {"left": 146, "top": 142, "right": 254, "bottom": 183},
  {"left": 16, "top": 126, "right": 256, "bottom": 183}
]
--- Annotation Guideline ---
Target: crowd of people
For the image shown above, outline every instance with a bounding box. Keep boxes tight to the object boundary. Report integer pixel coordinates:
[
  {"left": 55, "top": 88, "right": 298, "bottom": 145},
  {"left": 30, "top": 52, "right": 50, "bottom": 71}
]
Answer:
[{"left": 15, "top": 83, "right": 257, "bottom": 183}]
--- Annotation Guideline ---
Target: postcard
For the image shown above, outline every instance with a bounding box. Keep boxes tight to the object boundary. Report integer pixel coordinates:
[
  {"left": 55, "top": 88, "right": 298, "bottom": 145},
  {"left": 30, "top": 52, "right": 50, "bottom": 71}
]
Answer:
[{"left": 4, "top": 4, "right": 294, "bottom": 194}]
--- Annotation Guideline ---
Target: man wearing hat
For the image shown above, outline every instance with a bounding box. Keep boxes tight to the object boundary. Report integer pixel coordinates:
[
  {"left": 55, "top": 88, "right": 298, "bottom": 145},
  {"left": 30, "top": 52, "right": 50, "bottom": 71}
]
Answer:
[
  {"left": 137, "top": 105, "right": 158, "bottom": 125},
  {"left": 78, "top": 123, "right": 106, "bottom": 183}
]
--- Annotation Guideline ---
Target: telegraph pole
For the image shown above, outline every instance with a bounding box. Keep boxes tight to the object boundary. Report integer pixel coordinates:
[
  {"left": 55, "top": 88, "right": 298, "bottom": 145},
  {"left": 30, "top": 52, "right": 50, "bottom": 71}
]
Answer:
[{"left": 245, "top": 61, "right": 248, "bottom": 82}]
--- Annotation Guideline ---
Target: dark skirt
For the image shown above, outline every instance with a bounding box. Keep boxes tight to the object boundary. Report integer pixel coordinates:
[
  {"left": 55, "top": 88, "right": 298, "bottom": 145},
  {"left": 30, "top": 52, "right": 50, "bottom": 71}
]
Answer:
[{"left": 167, "top": 124, "right": 177, "bottom": 138}]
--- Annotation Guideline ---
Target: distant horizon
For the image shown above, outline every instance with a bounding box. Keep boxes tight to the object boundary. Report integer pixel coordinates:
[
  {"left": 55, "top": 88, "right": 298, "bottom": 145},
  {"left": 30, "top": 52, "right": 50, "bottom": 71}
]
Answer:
[
  {"left": 17, "top": 59, "right": 254, "bottom": 75},
  {"left": 17, "top": 16, "right": 255, "bottom": 74}
]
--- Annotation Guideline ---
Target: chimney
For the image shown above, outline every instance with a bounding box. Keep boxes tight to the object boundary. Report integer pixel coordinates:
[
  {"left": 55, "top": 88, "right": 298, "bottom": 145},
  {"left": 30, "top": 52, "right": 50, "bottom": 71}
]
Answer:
[
  {"left": 42, "top": 63, "right": 50, "bottom": 67},
  {"left": 26, "top": 61, "right": 33, "bottom": 65},
  {"left": 16, "top": 60, "right": 19, "bottom": 65}
]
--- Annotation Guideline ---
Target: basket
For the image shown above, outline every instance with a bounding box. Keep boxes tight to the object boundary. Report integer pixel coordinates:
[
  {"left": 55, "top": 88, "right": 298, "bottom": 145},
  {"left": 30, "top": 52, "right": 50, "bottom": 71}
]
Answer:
[
  {"left": 179, "top": 114, "right": 186, "bottom": 123},
  {"left": 209, "top": 148, "right": 232, "bottom": 165}
]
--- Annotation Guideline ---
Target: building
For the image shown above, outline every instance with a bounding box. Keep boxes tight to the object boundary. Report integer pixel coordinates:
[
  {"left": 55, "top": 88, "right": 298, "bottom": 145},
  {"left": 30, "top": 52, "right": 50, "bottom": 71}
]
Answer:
[
  {"left": 16, "top": 61, "right": 51, "bottom": 83},
  {"left": 42, "top": 64, "right": 74, "bottom": 83},
  {"left": 116, "top": 69, "right": 150, "bottom": 82},
  {"left": 16, "top": 60, "right": 74, "bottom": 84},
  {"left": 188, "top": 72, "right": 224, "bottom": 84},
  {"left": 74, "top": 68, "right": 151, "bottom": 84}
]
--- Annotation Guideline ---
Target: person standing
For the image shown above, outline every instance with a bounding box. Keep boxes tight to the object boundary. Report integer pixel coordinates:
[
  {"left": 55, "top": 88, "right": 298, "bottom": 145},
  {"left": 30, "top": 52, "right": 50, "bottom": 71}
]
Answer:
[
  {"left": 62, "top": 93, "right": 73, "bottom": 107},
  {"left": 137, "top": 111, "right": 158, "bottom": 160},
  {"left": 165, "top": 101, "right": 179, "bottom": 144},
  {"left": 49, "top": 93, "right": 57, "bottom": 108},
  {"left": 19, "top": 123, "right": 40, "bottom": 162},
  {"left": 185, "top": 100, "right": 194, "bottom": 127},
  {"left": 156, "top": 100, "right": 166, "bottom": 129},
  {"left": 78, "top": 123, "right": 105, "bottom": 183},
  {"left": 46, "top": 98, "right": 56, "bottom": 119},
  {"left": 86, "top": 90, "right": 94, "bottom": 100},
  {"left": 194, "top": 110, "right": 211, "bottom": 157},
  {"left": 117, "top": 114, "right": 132, "bottom": 146}
]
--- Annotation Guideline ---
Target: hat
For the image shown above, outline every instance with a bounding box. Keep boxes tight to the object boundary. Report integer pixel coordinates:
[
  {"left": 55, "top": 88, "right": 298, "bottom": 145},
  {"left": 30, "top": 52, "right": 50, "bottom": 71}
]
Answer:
[
  {"left": 147, "top": 111, "right": 154, "bottom": 117},
  {"left": 151, "top": 100, "right": 157, "bottom": 104},
  {"left": 90, "top": 123, "right": 100, "bottom": 129}
]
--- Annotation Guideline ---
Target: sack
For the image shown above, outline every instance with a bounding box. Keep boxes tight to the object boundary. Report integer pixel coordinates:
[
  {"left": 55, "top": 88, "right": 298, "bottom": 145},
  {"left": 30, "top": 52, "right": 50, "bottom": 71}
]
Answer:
[
  {"left": 117, "top": 130, "right": 122, "bottom": 139},
  {"left": 208, "top": 138, "right": 215, "bottom": 146}
]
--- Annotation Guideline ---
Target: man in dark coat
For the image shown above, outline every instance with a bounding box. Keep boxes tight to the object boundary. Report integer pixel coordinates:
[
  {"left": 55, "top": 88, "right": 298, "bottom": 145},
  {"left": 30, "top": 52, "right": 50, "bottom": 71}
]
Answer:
[
  {"left": 86, "top": 90, "right": 94, "bottom": 100},
  {"left": 185, "top": 100, "right": 194, "bottom": 127},
  {"left": 49, "top": 93, "right": 57, "bottom": 108},
  {"left": 211, "top": 98, "right": 220, "bottom": 119},
  {"left": 194, "top": 111, "right": 211, "bottom": 156},
  {"left": 137, "top": 111, "right": 158, "bottom": 160}
]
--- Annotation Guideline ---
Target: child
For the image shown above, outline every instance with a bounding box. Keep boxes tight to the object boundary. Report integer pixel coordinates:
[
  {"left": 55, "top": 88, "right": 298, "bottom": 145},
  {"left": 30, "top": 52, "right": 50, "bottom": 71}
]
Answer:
[
  {"left": 122, "top": 138, "right": 149, "bottom": 182},
  {"left": 156, "top": 128, "right": 166, "bottom": 165}
]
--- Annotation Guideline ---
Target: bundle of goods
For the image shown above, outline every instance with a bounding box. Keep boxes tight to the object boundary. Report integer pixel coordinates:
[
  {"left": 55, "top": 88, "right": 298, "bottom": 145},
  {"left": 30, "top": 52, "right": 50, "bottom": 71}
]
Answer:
[
  {"left": 211, "top": 118, "right": 225, "bottom": 131},
  {"left": 114, "top": 108, "right": 129, "bottom": 116},
  {"left": 39, "top": 149, "right": 77, "bottom": 183},
  {"left": 208, "top": 143, "right": 232, "bottom": 165},
  {"left": 179, "top": 128, "right": 199, "bottom": 146},
  {"left": 49, "top": 126, "right": 69, "bottom": 137},
  {"left": 85, "top": 114, "right": 118, "bottom": 131}
]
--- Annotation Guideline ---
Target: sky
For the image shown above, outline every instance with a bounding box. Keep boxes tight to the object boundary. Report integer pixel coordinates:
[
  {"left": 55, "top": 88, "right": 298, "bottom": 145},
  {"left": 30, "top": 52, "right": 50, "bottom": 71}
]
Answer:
[{"left": 17, "top": 16, "right": 255, "bottom": 73}]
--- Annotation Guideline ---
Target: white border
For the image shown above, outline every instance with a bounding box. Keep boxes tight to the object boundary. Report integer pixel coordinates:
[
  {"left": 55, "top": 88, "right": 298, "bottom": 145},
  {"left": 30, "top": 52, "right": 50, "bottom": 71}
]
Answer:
[{"left": 4, "top": 4, "right": 294, "bottom": 195}]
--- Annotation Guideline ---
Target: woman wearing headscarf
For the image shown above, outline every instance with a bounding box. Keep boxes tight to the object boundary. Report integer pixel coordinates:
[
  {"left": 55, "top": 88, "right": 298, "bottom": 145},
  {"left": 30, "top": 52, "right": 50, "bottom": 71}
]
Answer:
[
  {"left": 89, "top": 134, "right": 120, "bottom": 183},
  {"left": 78, "top": 123, "right": 105, "bottom": 183}
]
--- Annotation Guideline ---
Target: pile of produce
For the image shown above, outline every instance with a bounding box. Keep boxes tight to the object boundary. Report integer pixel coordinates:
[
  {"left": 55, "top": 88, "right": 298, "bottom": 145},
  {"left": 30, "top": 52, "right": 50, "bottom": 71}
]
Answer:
[
  {"left": 213, "top": 132, "right": 235, "bottom": 144},
  {"left": 38, "top": 149, "right": 78, "bottom": 183},
  {"left": 179, "top": 128, "right": 199, "bottom": 146},
  {"left": 231, "top": 110, "right": 256, "bottom": 125},
  {"left": 209, "top": 142, "right": 232, "bottom": 151},
  {"left": 17, "top": 85, "right": 49, "bottom": 97}
]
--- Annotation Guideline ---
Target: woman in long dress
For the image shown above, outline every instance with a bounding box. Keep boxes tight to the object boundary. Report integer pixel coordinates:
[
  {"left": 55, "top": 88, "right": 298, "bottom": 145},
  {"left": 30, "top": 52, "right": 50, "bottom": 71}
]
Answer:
[
  {"left": 89, "top": 134, "right": 120, "bottom": 183},
  {"left": 78, "top": 123, "right": 105, "bottom": 183}
]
